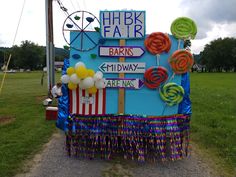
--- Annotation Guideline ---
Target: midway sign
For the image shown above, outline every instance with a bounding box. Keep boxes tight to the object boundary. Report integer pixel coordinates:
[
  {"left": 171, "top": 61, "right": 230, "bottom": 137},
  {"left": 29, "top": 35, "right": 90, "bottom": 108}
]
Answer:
[
  {"left": 99, "top": 46, "right": 145, "bottom": 58},
  {"left": 105, "top": 78, "right": 144, "bottom": 89},
  {"left": 99, "top": 62, "right": 146, "bottom": 73}
]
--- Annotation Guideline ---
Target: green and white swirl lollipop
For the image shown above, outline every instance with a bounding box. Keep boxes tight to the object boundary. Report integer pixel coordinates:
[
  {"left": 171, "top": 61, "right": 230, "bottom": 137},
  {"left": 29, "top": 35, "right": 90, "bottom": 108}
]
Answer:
[
  {"left": 159, "top": 82, "right": 185, "bottom": 106},
  {"left": 170, "top": 17, "right": 197, "bottom": 40}
]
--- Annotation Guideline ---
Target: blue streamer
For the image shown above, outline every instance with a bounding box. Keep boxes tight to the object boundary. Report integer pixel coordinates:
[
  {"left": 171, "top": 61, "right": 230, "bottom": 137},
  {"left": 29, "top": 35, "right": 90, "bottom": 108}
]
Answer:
[
  {"left": 178, "top": 72, "right": 192, "bottom": 115},
  {"left": 56, "top": 58, "right": 70, "bottom": 130}
]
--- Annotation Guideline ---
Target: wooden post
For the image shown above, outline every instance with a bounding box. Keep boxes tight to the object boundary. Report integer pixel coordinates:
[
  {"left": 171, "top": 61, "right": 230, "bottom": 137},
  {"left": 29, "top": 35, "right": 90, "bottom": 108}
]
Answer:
[
  {"left": 118, "top": 39, "right": 126, "bottom": 114},
  {"left": 45, "top": 0, "right": 55, "bottom": 94}
]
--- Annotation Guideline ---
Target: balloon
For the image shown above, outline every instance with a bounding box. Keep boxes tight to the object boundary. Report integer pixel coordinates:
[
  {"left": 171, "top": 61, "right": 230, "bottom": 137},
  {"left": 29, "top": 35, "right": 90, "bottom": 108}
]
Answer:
[
  {"left": 144, "top": 66, "right": 168, "bottom": 89},
  {"left": 76, "top": 66, "right": 88, "bottom": 79},
  {"left": 66, "top": 67, "right": 75, "bottom": 76},
  {"left": 78, "top": 80, "right": 87, "bottom": 89},
  {"left": 159, "top": 82, "right": 184, "bottom": 106},
  {"left": 68, "top": 82, "right": 77, "bottom": 90},
  {"left": 144, "top": 32, "right": 171, "bottom": 55},
  {"left": 87, "top": 69, "right": 95, "bottom": 77},
  {"left": 170, "top": 17, "right": 197, "bottom": 39},
  {"left": 168, "top": 49, "right": 194, "bottom": 74},
  {"left": 81, "top": 77, "right": 94, "bottom": 89},
  {"left": 95, "top": 79, "right": 106, "bottom": 89},
  {"left": 70, "top": 73, "right": 80, "bottom": 84},
  {"left": 61, "top": 74, "right": 70, "bottom": 84},
  {"left": 93, "top": 71, "right": 103, "bottom": 81},
  {"left": 87, "top": 86, "right": 98, "bottom": 94},
  {"left": 75, "top": 61, "right": 85, "bottom": 69}
]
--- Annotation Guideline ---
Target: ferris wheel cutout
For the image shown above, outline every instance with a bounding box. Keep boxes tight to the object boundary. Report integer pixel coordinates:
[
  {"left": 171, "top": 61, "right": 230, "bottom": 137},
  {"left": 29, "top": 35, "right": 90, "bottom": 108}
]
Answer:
[{"left": 63, "top": 11, "right": 101, "bottom": 52}]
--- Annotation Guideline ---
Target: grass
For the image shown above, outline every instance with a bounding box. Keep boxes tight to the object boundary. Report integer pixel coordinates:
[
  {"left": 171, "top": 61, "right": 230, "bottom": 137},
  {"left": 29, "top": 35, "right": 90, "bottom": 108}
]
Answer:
[
  {"left": 190, "top": 72, "right": 236, "bottom": 176},
  {"left": 0, "top": 72, "right": 235, "bottom": 176},
  {"left": 0, "top": 72, "right": 57, "bottom": 177}
]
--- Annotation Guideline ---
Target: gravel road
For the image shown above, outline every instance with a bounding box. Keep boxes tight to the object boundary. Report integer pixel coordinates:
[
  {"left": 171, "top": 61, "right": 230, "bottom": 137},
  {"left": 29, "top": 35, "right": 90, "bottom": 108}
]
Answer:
[{"left": 16, "top": 131, "right": 217, "bottom": 177}]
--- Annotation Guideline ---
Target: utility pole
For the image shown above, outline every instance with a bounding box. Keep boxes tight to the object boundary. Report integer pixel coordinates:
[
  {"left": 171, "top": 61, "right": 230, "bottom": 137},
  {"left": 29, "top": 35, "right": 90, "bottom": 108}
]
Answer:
[{"left": 45, "top": 0, "right": 55, "bottom": 95}]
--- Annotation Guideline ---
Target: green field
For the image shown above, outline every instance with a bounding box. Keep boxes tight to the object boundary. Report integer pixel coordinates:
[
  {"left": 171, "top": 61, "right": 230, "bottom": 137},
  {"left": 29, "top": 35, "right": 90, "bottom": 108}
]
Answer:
[
  {"left": 190, "top": 73, "right": 236, "bottom": 175},
  {"left": 0, "top": 72, "right": 235, "bottom": 177},
  {"left": 0, "top": 72, "right": 56, "bottom": 177}
]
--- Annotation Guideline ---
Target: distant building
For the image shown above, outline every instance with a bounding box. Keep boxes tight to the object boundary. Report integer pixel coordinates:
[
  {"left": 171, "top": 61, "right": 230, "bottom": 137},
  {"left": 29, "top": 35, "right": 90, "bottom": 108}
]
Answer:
[
  {"left": 55, "top": 61, "right": 64, "bottom": 68},
  {"left": 192, "top": 63, "right": 206, "bottom": 72},
  {"left": 43, "top": 61, "right": 64, "bottom": 72}
]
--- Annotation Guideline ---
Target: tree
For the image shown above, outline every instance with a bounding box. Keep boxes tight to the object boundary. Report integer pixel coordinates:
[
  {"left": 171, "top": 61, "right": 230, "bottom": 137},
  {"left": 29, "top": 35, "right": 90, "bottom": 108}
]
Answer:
[
  {"left": 199, "top": 37, "right": 236, "bottom": 72},
  {"left": 184, "top": 39, "right": 191, "bottom": 50},
  {"left": 11, "top": 40, "right": 45, "bottom": 70}
]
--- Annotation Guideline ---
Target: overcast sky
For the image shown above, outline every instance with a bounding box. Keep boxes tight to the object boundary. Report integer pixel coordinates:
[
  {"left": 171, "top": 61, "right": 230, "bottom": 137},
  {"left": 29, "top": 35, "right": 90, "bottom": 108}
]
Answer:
[{"left": 0, "top": 0, "right": 235, "bottom": 54}]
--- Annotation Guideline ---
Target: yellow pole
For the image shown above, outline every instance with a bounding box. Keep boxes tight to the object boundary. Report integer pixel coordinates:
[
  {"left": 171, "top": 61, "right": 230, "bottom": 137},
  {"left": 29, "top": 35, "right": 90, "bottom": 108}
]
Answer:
[{"left": 0, "top": 54, "right": 12, "bottom": 95}]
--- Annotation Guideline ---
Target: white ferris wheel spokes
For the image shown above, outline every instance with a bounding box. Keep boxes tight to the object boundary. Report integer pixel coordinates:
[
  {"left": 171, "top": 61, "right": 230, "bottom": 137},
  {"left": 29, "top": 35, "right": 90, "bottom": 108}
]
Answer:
[{"left": 63, "top": 10, "right": 100, "bottom": 52}]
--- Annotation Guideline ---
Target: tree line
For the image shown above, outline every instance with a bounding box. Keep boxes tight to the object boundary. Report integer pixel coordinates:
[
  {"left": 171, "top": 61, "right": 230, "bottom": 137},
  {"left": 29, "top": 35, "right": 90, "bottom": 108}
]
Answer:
[
  {"left": 1, "top": 38, "right": 236, "bottom": 72},
  {"left": 197, "top": 37, "right": 236, "bottom": 72},
  {"left": 0, "top": 40, "right": 69, "bottom": 70}
]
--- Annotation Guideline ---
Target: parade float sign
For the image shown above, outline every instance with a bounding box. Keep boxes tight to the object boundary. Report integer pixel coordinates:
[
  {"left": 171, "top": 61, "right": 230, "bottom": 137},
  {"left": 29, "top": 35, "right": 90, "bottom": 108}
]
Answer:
[
  {"left": 58, "top": 10, "right": 197, "bottom": 161},
  {"left": 64, "top": 10, "right": 189, "bottom": 116}
]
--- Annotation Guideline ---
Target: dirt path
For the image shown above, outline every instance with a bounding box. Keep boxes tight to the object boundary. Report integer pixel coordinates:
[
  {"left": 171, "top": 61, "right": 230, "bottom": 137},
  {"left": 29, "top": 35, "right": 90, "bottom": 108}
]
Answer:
[{"left": 16, "top": 131, "right": 217, "bottom": 177}]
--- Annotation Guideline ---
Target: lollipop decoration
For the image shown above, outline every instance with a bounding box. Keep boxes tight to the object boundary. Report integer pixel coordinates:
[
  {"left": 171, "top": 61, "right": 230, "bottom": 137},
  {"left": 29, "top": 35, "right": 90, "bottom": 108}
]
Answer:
[
  {"left": 159, "top": 82, "right": 185, "bottom": 106},
  {"left": 170, "top": 17, "right": 197, "bottom": 40},
  {"left": 168, "top": 49, "right": 194, "bottom": 74},
  {"left": 144, "top": 32, "right": 171, "bottom": 65},
  {"left": 144, "top": 66, "right": 168, "bottom": 89},
  {"left": 145, "top": 32, "right": 171, "bottom": 54}
]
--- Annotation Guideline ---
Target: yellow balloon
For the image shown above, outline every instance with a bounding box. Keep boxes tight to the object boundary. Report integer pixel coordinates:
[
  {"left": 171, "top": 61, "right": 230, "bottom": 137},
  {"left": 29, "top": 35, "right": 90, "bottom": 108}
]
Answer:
[
  {"left": 76, "top": 66, "right": 88, "bottom": 79},
  {"left": 66, "top": 67, "right": 75, "bottom": 76},
  {"left": 87, "top": 86, "right": 97, "bottom": 94},
  {"left": 68, "top": 82, "right": 77, "bottom": 90},
  {"left": 87, "top": 69, "right": 95, "bottom": 77}
]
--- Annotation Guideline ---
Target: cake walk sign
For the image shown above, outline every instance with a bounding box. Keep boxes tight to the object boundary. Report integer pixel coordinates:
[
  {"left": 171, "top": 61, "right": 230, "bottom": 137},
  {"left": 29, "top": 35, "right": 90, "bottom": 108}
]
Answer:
[{"left": 100, "top": 10, "right": 146, "bottom": 113}]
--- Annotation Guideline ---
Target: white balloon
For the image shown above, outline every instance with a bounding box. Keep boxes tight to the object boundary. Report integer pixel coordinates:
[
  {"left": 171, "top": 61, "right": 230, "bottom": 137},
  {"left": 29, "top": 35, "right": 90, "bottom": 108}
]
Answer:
[
  {"left": 81, "top": 77, "right": 94, "bottom": 89},
  {"left": 93, "top": 71, "right": 103, "bottom": 81},
  {"left": 75, "top": 62, "right": 86, "bottom": 69},
  {"left": 61, "top": 75, "right": 70, "bottom": 84},
  {"left": 95, "top": 79, "right": 106, "bottom": 89},
  {"left": 78, "top": 81, "right": 86, "bottom": 89},
  {"left": 70, "top": 73, "right": 80, "bottom": 84}
]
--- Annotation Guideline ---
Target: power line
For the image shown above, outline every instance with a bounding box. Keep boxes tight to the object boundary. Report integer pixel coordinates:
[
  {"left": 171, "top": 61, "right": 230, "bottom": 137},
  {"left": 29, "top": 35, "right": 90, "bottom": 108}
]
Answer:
[{"left": 56, "top": 0, "right": 69, "bottom": 15}]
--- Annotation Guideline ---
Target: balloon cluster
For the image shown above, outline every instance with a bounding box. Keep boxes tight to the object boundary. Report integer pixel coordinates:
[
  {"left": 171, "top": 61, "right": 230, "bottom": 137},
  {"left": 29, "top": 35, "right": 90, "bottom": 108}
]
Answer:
[{"left": 61, "top": 62, "right": 105, "bottom": 94}]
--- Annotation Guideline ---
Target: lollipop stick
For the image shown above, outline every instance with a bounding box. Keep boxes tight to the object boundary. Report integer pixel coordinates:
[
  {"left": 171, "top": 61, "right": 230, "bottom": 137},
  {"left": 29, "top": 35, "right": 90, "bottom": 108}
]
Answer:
[
  {"left": 156, "top": 54, "right": 160, "bottom": 66},
  {"left": 178, "top": 39, "right": 181, "bottom": 49},
  {"left": 166, "top": 73, "right": 175, "bottom": 84},
  {"left": 162, "top": 103, "right": 167, "bottom": 115}
]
